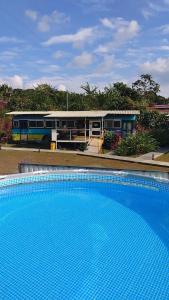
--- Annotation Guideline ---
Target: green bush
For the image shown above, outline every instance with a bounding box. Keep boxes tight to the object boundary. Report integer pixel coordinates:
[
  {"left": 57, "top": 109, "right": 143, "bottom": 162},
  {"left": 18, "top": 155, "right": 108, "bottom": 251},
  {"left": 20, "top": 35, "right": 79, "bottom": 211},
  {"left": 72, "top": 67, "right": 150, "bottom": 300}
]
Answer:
[
  {"left": 151, "top": 128, "right": 169, "bottom": 147},
  {"left": 79, "top": 143, "right": 87, "bottom": 151},
  {"left": 103, "top": 131, "right": 116, "bottom": 149},
  {"left": 114, "top": 132, "right": 158, "bottom": 156}
]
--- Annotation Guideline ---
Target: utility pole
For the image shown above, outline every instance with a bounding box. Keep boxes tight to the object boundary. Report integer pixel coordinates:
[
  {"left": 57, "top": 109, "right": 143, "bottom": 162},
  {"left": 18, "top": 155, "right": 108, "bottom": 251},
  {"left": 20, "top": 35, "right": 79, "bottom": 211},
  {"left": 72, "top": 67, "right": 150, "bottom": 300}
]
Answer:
[{"left": 66, "top": 91, "right": 69, "bottom": 111}]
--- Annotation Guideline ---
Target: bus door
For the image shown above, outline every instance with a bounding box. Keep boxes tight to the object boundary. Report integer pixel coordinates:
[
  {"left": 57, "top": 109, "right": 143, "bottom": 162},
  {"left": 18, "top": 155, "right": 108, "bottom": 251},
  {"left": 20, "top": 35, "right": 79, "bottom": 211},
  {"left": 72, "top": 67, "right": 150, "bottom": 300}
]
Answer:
[{"left": 19, "top": 120, "right": 28, "bottom": 142}]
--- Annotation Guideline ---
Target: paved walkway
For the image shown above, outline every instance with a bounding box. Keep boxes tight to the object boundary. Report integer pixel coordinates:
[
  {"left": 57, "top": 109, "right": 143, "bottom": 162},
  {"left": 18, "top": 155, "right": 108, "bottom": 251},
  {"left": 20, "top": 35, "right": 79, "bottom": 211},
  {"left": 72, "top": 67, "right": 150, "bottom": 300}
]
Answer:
[
  {"left": 137, "top": 147, "right": 169, "bottom": 161},
  {"left": 1, "top": 145, "right": 169, "bottom": 168}
]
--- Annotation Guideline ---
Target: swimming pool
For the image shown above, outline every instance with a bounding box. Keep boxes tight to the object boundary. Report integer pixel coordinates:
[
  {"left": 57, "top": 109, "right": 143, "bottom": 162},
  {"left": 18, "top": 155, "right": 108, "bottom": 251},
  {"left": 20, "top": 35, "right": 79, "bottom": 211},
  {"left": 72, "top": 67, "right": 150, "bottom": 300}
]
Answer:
[{"left": 0, "top": 171, "right": 169, "bottom": 299}]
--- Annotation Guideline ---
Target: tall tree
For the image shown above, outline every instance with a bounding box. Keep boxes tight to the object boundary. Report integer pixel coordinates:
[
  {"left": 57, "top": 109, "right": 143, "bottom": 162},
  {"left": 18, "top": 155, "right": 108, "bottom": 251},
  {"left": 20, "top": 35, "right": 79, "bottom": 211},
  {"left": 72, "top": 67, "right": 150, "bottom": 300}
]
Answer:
[
  {"left": 105, "top": 82, "right": 139, "bottom": 100},
  {"left": 132, "top": 74, "right": 160, "bottom": 98},
  {"left": 81, "top": 82, "right": 98, "bottom": 95}
]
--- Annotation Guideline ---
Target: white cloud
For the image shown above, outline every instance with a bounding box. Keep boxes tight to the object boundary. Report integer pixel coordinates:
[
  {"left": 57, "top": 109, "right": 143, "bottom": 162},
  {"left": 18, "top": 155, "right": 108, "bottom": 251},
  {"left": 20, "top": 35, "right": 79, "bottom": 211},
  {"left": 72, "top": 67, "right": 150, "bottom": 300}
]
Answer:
[
  {"left": 79, "top": 0, "right": 115, "bottom": 12},
  {"left": 25, "top": 9, "right": 69, "bottom": 32},
  {"left": 43, "top": 27, "right": 97, "bottom": 47},
  {"left": 149, "top": 1, "right": 169, "bottom": 12},
  {"left": 53, "top": 50, "right": 65, "bottom": 59},
  {"left": 141, "top": 57, "right": 169, "bottom": 75},
  {"left": 25, "top": 71, "right": 126, "bottom": 94},
  {"left": 142, "top": 0, "right": 169, "bottom": 18},
  {"left": 142, "top": 9, "right": 154, "bottom": 19},
  {"left": 58, "top": 84, "right": 67, "bottom": 91},
  {"left": 40, "top": 64, "right": 60, "bottom": 73},
  {"left": 95, "top": 54, "right": 128, "bottom": 74},
  {"left": 0, "top": 50, "right": 19, "bottom": 61},
  {"left": 35, "top": 59, "right": 47, "bottom": 64},
  {"left": 140, "top": 57, "right": 169, "bottom": 96},
  {"left": 0, "top": 75, "right": 23, "bottom": 89},
  {"left": 159, "top": 24, "right": 169, "bottom": 34},
  {"left": 96, "top": 55, "right": 115, "bottom": 73},
  {"left": 72, "top": 52, "right": 93, "bottom": 68},
  {"left": 100, "top": 18, "right": 114, "bottom": 29},
  {"left": 0, "top": 36, "right": 23, "bottom": 43},
  {"left": 38, "top": 16, "right": 50, "bottom": 32},
  {"left": 25, "top": 9, "right": 38, "bottom": 21},
  {"left": 96, "top": 18, "right": 140, "bottom": 53},
  {"left": 114, "top": 19, "right": 140, "bottom": 46},
  {"left": 159, "top": 45, "right": 169, "bottom": 50}
]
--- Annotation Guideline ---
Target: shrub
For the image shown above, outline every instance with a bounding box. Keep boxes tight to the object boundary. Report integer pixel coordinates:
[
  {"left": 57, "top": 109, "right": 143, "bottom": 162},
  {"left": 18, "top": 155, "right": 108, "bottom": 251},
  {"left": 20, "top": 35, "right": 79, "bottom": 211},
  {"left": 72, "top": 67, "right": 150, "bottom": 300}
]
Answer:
[
  {"left": 79, "top": 143, "right": 87, "bottom": 151},
  {"left": 103, "top": 131, "right": 116, "bottom": 149},
  {"left": 114, "top": 132, "right": 158, "bottom": 156},
  {"left": 151, "top": 128, "right": 169, "bottom": 147},
  {"left": 138, "top": 110, "right": 168, "bottom": 130}
]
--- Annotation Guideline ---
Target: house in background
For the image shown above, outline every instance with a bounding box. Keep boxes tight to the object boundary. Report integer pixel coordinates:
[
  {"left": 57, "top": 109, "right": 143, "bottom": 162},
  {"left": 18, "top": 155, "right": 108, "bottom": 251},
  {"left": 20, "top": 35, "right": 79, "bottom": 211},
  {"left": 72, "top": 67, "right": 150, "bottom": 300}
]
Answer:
[
  {"left": 7, "top": 110, "right": 140, "bottom": 153},
  {"left": 148, "top": 104, "right": 169, "bottom": 114}
]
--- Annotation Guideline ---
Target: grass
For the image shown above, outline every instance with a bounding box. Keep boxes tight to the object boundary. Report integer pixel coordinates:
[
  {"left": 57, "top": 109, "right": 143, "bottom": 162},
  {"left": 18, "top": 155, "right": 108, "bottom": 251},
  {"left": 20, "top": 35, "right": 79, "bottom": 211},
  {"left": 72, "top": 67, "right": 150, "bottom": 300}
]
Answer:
[
  {"left": 0, "top": 149, "right": 169, "bottom": 175},
  {"left": 156, "top": 152, "right": 169, "bottom": 162}
]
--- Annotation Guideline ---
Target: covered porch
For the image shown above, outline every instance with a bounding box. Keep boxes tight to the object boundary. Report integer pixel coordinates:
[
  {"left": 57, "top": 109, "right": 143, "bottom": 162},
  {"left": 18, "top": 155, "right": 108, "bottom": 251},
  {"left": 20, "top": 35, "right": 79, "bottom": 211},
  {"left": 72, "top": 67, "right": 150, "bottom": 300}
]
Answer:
[{"left": 51, "top": 118, "right": 104, "bottom": 145}]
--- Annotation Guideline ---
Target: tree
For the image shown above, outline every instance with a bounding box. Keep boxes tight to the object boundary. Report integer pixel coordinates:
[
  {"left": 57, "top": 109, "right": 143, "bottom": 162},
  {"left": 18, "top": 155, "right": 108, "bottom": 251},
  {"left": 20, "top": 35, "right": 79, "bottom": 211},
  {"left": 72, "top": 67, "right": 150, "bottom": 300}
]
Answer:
[
  {"left": 81, "top": 82, "right": 98, "bottom": 95},
  {"left": 138, "top": 111, "right": 168, "bottom": 130},
  {"left": 106, "top": 82, "right": 139, "bottom": 100},
  {"left": 132, "top": 74, "right": 160, "bottom": 101},
  {"left": 0, "top": 84, "right": 12, "bottom": 100}
]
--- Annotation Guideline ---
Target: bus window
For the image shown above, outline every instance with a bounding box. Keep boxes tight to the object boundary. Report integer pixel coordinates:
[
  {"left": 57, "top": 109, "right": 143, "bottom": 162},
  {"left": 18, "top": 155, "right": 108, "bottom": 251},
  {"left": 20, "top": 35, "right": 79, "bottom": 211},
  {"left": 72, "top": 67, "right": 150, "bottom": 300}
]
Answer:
[
  {"left": 46, "top": 120, "right": 55, "bottom": 128},
  {"left": 37, "top": 121, "right": 44, "bottom": 128},
  {"left": 20, "top": 120, "right": 28, "bottom": 129},
  {"left": 29, "top": 121, "right": 36, "bottom": 128},
  {"left": 13, "top": 120, "right": 19, "bottom": 128}
]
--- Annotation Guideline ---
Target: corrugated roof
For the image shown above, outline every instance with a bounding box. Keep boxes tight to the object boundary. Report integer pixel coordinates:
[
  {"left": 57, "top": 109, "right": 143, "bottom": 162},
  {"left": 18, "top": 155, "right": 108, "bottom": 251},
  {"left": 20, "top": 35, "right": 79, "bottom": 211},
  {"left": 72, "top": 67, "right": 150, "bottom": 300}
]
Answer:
[
  {"left": 45, "top": 110, "right": 140, "bottom": 118},
  {"left": 7, "top": 110, "right": 140, "bottom": 118},
  {"left": 6, "top": 111, "right": 55, "bottom": 115},
  {"left": 150, "top": 105, "right": 169, "bottom": 109}
]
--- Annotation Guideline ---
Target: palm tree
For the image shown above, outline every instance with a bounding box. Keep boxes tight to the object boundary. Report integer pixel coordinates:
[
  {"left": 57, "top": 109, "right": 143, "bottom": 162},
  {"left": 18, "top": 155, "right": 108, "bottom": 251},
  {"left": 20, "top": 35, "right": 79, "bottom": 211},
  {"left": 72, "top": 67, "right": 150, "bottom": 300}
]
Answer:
[{"left": 81, "top": 82, "right": 98, "bottom": 95}]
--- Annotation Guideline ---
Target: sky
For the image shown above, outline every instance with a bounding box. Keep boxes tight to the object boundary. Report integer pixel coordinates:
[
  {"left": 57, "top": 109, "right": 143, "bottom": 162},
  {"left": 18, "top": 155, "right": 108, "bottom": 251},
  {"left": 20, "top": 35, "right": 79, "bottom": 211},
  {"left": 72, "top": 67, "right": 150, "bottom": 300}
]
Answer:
[{"left": 0, "top": 0, "right": 169, "bottom": 96}]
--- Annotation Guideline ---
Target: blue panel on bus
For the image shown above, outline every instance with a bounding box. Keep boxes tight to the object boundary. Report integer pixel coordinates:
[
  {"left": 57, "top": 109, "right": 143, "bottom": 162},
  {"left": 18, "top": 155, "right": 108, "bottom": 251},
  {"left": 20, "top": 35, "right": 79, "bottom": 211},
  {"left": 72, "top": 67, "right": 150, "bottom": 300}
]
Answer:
[{"left": 12, "top": 128, "right": 51, "bottom": 135}]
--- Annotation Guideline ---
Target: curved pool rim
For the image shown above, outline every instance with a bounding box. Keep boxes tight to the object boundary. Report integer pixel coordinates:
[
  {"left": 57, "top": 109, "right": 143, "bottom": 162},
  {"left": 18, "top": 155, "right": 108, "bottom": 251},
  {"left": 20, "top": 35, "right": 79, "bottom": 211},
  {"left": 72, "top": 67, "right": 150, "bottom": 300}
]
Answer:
[
  {"left": 0, "top": 169, "right": 169, "bottom": 300},
  {"left": 0, "top": 168, "right": 169, "bottom": 188}
]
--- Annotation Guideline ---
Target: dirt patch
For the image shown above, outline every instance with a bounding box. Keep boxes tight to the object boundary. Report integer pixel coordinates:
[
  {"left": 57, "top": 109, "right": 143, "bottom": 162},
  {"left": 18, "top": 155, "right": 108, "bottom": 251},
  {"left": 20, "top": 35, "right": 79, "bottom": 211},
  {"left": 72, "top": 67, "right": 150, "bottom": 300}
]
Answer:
[
  {"left": 156, "top": 152, "right": 169, "bottom": 163},
  {"left": 0, "top": 150, "right": 169, "bottom": 174}
]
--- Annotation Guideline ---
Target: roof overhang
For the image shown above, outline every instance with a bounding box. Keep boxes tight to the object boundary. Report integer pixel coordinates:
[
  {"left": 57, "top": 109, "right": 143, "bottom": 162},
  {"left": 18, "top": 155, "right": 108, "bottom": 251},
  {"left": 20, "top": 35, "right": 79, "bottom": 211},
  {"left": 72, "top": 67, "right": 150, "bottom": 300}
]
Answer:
[
  {"left": 6, "top": 110, "right": 140, "bottom": 118},
  {"left": 6, "top": 111, "right": 54, "bottom": 116},
  {"left": 44, "top": 110, "right": 140, "bottom": 118}
]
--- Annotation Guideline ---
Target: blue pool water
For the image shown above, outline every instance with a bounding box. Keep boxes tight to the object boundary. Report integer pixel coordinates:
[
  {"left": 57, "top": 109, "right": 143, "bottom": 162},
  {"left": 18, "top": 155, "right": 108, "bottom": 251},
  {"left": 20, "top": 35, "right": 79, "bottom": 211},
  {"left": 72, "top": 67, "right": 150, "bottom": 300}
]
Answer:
[{"left": 0, "top": 173, "right": 169, "bottom": 299}]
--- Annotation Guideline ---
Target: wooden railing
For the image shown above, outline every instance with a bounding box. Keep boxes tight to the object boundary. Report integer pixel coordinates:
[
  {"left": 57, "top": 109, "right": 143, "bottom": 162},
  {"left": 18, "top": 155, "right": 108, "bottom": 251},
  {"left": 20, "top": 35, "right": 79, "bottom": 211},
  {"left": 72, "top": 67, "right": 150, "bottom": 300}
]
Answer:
[{"left": 56, "top": 129, "right": 90, "bottom": 142}]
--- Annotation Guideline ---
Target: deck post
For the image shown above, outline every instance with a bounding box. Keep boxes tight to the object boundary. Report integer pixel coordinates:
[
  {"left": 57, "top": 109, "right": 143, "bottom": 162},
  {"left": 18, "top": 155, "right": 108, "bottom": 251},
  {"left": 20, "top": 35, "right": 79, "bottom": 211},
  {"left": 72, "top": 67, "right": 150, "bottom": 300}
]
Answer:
[
  {"left": 85, "top": 117, "right": 87, "bottom": 142},
  {"left": 102, "top": 117, "right": 104, "bottom": 137},
  {"left": 55, "top": 118, "right": 57, "bottom": 149}
]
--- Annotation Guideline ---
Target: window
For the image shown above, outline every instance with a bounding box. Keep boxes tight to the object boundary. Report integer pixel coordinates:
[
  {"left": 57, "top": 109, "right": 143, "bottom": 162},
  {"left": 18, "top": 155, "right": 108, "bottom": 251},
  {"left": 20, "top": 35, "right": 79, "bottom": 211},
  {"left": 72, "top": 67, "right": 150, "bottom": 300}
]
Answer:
[
  {"left": 104, "top": 120, "right": 113, "bottom": 129},
  {"left": 29, "top": 120, "right": 44, "bottom": 128},
  {"left": 114, "top": 120, "right": 121, "bottom": 128},
  {"left": 92, "top": 122, "right": 100, "bottom": 128},
  {"left": 62, "top": 121, "right": 66, "bottom": 128},
  {"left": 20, "top": 120, "right": 28, "bottom": 129},
  {"left": 61, "top": 120, "right": 75, "bottom": 128},
  {"left": 67, "top": 121, "right": 75, "bottom": 128},
  {"left": 37, "top": 121, "right": 44, "bottom": 128},
  {"left": 45, "top": 120, "right": 55, "bottom": 128},
  {"left": 29, "top": 121, "right": 37, "bottom": 128},
  {"left": 104, "top": 119, "right": 121, "bottom": 129},
  {"left": 13, "top": 120, "right": 19, "bottom": 128}
]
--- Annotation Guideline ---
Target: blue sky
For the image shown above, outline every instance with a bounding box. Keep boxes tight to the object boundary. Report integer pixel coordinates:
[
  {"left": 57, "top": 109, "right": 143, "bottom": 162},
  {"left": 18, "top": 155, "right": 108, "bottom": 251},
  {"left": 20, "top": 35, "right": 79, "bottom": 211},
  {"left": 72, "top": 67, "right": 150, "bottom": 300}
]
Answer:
[{"left": 0, "top": 0, "right": 169, "bottom": 95}]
